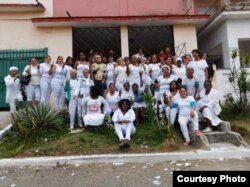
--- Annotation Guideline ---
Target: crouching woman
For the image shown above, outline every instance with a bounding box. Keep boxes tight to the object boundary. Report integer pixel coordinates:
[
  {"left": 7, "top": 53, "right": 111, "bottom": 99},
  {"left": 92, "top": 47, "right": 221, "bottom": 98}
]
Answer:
[
  {"left": 82, "top": 86, "right": 108, "bottom": 128},
  {"left": 112, "top": 99, "right": 136, "bottom": 149}
]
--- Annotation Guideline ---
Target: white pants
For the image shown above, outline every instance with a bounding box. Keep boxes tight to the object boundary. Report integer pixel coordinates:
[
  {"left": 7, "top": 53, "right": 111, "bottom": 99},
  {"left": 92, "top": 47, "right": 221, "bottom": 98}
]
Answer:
[
  {"left": 8, "top": 95, "right": 23, "bottom": 113},
  {"left": 202, "top": 107, "right": 222, "bottom": 126},
  {"left": 115, "top": 123, "right": 136, "bottom": 141},
  {"left": 26, "top": 84, "right": 40, "bottom": 101},
  {"left": 69, "top": 97, "right": 83, "bottom": 128},
  {"left": 178, "top": 112, "right": 199, "bottom": 142},
  {"left": 165, "top": 107, "right": 178, "bottom": 125},
  {"left": 40, "top": 77, "right": 51, "bottom": 104},
  {"left": 51, "top": 78, "right": 65, "bottom": 110}
]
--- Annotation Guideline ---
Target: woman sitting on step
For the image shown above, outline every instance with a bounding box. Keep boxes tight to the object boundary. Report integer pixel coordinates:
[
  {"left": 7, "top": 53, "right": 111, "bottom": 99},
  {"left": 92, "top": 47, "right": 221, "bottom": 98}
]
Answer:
[{"left": 197, "top": 80, "right": 222, "bottom": 132}]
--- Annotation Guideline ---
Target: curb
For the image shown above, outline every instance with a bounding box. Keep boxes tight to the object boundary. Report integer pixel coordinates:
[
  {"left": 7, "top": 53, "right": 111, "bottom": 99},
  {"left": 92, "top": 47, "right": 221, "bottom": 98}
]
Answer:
[
  {"left": 0, "top": 124, "right": 12, "bottom": 140},
  {"left": 0, "top": 147, "right": 250, "bottom": 167}
]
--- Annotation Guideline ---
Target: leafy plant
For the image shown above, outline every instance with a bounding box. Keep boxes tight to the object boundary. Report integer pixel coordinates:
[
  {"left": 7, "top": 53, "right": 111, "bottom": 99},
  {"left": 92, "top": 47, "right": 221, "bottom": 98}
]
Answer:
[
  {"left": 11, "top": 103, "right": 66, "bottom": 139},
  {"left": 227, "top": 50, "right": 250, "bottom": 114}
]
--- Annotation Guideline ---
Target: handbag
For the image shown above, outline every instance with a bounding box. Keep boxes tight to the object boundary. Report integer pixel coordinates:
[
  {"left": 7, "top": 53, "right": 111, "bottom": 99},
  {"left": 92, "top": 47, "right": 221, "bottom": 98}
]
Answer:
[{"left": 20, "top": 65, "right": 31, "bottom": 85}]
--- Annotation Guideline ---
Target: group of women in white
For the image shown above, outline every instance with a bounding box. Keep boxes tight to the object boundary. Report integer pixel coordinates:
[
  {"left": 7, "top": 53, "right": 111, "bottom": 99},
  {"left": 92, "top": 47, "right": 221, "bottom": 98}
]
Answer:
[{"left": 5, "top": 49, "right": 223, "bottom": 147}]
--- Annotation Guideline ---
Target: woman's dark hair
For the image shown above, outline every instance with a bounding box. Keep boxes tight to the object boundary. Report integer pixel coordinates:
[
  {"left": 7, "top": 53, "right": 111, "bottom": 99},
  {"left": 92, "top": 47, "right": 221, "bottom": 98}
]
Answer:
[
  {"left": 109, "top": 82, "right": 115, "bottom": 88},
  {"left": 179, "top": 85, "right": 187, "bottom": 91},
  {"left": 119, "top": 99, "right": 132, "bottom": 111},
  {"left": 90, "top": 86, "right": 101, "bottom": 98},
  {"left": 132, "top": 83, "right": 138, "bottom": 89},
  {"left": 123, "top": 82, "right": 130, "bottom": 87},
  {"left": 66, "top": 56, "right": 74, "bottom": 67},
  {"left": 204, "top": 80, "right": 212, "bottom": 86},
  {"left": 192, "top": 49, "right": 202, "bottom": 58},
  {"left": 170, "top": 80, "right": 179, "bottom": 92}
]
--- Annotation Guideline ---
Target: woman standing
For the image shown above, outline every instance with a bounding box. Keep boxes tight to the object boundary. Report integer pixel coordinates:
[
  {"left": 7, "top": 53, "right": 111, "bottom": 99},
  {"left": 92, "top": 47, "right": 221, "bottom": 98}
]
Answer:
[
  {"left": 114, "top": 57, "right": 128, "bottom": 91},
  {"left": 112, "top": 99, "right": 136, "bottom": 148},
  {"left": 139, "top": 57, "right": 151, "bottom": 87},
  {"left": 148, "top": 54, "right": 161, "bottom": 82},
  {"left": 74, "top": 52, "right": 90, "bottom": 79},
  {"left": 127, "top": 55, "right": 142, "bottom": 88},
  {"left": 171, "top": 86, "right": 202, "bottom": 145},
  {"left": 39, "top": 55, "right": 52, "bottom": 104},
  {"left": 75, "top": 69, "right": 94, "bottom": 127},
  {"left": 106, "top": 56, "right": 116, "bottom": 89},
  {"left": 22, "top": 58, "right": 40, "bottom": 107},
  {"left": 187, "top": 49, "right": 208, "bottom": 91},
  {"left": 50, "top": 56, "right": 67, "bottom": 110},
  {"left": 82, "top": 86, "right": 109, "bottom": 127},
  {"left": 105, "top": 83, "right": 120, "bottom": 122}
]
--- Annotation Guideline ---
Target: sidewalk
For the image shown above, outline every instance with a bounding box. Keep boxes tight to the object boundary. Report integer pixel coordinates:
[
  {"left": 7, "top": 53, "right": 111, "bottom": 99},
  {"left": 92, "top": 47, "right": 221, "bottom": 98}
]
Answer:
[{"left": 0, "top": 111, "right": 11, "bottom": 130}]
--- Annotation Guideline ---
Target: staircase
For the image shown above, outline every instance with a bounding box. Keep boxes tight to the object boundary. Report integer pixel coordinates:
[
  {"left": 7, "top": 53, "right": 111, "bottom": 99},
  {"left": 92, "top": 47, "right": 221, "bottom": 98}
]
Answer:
[{"left": 189, "top": 121, "right": 249, "bottom": 150}]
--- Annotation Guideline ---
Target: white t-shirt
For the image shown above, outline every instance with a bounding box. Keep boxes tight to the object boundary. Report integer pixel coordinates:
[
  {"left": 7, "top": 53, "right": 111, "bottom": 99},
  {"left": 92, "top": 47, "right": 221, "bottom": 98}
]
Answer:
[
  {"left": 82, "top": 96, "right": 108, "bottom": 115},
  {"left": 39, "top": 62, "right": 52, "bottom": 78},
  {"left": 173, "top": 96, "right": 196, "bottom": 117},
  {"left": 53, "top": 64, "right": 67, "bottom": 80},
  {"left": 23, "top": 65, "right": 40, "bottom": 85},
  {"left": 148, "top": 63, "right": 161, "bottom": 81},
  {"left": 182, "top": 75, "right": 199, "bottom": 96},
  {"left": 187, "top": 59, "right": 208, "bottom": 80},
  {"left": 106, "top": 91, "right": 120, "bottom": 112},
  {"left": 128, "top": 64, "right": 140, "bottom": 85},
  {"left": 120, "top": 90, "right": 134, "bottom": 101},
  {"left": 75, "top": 77, "right": 94, "bottom": 98},
  {"left": 115, "top": 66, "right": 127, "bottom": 83},
  {"left": 106, "top": 62, "right": 115, "bottom": 80},
  {"left": 77, "top": 63, "right": 89, "bottom": 78},
  {"left": 157, "top": 75, "right": 178, "bottom": 94},
  {"left": 64, "top": 65, "right": 73, "bottom": 79},
  {"left": 172, "top": 66, "right": 186, "bottom": 79}
]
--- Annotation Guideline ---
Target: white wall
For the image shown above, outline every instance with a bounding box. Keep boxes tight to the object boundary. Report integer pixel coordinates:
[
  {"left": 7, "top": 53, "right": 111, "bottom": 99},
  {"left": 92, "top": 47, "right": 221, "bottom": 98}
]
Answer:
[
  {"left": 0, "top": 0, "right": 73, "bottom": 61},
  {"left": 0, "top": 20, "right": 72, "bottom": 61},
  {"left": 173, "top": 24, "right": 198, "bottom": 56}
]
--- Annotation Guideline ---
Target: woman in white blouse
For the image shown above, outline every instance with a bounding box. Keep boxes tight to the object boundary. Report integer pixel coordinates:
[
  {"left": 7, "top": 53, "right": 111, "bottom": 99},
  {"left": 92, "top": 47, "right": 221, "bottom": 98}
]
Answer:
[
  {"left": 127, "top": 55, "right": 142, "bottom": 88},
  {"left": 114, "top": 57, "right": 127, "bottom": 91},
  {"left": 112, "top": 99, "right": 136, "bottom": 148},
  {"left": 39, "top": 55, "right": 52, "bottom": 104},
  {"left": 22, "top": 58, "right": 40, "bottom": 107},
  {"left": 106, "top": 56, "right": 116, "bottom": 89},
  {"left": 50, "top": 56, "right": 67, "bottom": 110}
]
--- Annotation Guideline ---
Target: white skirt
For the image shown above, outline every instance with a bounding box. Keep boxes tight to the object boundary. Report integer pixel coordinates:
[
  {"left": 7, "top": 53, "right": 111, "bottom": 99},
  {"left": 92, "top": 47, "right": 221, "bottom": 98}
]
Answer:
[
  {"left": 84, "top": 113, "right": 105, "bottom": 126},
  {"left": 133, "top": 102, "right": 146, "bottom": 108}
]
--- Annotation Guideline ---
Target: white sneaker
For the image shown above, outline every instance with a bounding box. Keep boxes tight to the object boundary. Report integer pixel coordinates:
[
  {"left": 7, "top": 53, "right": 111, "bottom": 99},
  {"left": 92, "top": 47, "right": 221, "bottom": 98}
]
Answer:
[{"left": 202, "top": 126, "right": 212, "bottom": 133}]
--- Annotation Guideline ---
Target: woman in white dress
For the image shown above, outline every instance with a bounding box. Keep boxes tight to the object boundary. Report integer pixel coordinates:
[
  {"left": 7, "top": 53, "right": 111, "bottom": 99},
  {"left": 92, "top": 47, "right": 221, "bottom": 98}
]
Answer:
[
  {"left": 64, "top": 69, "right": 79, "bottom": 130},
  {"left": 149, "top": 54, "right": 161, "bottom": 82},
  {"left": 82, "top": 86, "right": 109, "bottom": 127},
  {"left": 198, "top": 80, "right": 222, "bottom": 132},
  {"left": 106, "top": 56, "right": 116, "bottom": 89},
  {"left": 127, "top": 55, "right": 142, "bottom": 88},
  {"left": 112, "top": 99, "right": 136, "bottom": 148},
  {"left": 75, "top": 69, "right": 94, "bottom": 127},
  {"left": 139, "top": 57, "right": 151, "bottom": 86},
  {"left": 187, "top": 49, "right": 208, "bottom": 91},
  {"left": 114, "top": 57, "right": 127, "bottom": 91},
  {"left": 39, "top": 55, "right": 52, "bottom": 104},
  {"left": 74, "top": 52, "right": 90, "bottom": 79},
  {"left": 105, "top": 83, "right": 120, "bottom": 123},
  {"left": 156, "top": 65, "right": 178, "bottom": 97},
  {"left": 163, "top": 81, "right": 180, "bottom": 125},
  {"left": 4, "top": 67, "right": 23, "bottom": 114},
  {"left": 171, "top": 86, "right": 202, "bottom": 146},
  {"left": 50, "top": 56, "right": 67, "bottom": 110},
  {"left": 22, "top": 58, "right": 40, "bottom": 107}
]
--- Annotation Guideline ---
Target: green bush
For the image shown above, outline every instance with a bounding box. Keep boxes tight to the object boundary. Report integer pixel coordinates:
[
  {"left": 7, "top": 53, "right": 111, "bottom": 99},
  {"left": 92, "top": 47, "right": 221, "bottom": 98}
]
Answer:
[{"left": 11, "top": 103, "right": 66, "bottom": 139}]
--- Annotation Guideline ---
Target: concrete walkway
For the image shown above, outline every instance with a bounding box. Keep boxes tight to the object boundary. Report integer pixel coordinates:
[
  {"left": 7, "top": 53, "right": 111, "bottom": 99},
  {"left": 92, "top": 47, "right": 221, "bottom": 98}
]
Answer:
[{"left": 0, "top": 112, "right": 11, "bottom": 130}]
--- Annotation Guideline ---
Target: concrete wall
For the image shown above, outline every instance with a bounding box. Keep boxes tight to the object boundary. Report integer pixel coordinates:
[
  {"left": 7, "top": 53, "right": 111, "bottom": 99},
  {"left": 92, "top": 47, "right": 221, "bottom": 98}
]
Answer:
[
  {"left": 198, "top": 21, "right": 230, "bottom": 68},
  {"left": 53, "top": 0, "right": 195, "bottom": 17},
  {"left": 0, "top": 0, "right": 72, "bottom": 61},
  {"left": 173, "top": 24, "right": 198, "bottom": 55}
]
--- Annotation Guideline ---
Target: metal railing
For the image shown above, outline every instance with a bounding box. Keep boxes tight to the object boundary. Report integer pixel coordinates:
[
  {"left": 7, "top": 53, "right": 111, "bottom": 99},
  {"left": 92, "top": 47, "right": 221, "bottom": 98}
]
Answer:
[{"left": 175, "top": 42, "right": 186, "bottom": 57}]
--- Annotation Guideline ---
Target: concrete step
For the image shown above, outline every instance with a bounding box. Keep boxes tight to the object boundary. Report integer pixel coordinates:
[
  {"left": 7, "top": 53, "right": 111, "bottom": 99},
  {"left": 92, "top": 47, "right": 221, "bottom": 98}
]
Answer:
[{"left": 188, "top": 121, "right": 249, "bottom": 150}]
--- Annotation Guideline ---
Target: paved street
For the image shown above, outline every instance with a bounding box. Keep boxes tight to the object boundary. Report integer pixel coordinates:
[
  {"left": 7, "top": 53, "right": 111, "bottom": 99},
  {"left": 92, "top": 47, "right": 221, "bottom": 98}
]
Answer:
[
  {"left": 0, "top": 158, "right": 250, "bottom": 187},
  {"left": 0, "top": 112, "right": 11, "bottom": 130}
]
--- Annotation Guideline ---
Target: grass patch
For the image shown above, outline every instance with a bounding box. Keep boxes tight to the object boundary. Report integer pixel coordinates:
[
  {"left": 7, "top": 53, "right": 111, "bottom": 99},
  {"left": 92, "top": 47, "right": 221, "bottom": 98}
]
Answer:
[{"left": 0, "top": 120, "right": 188, "bottom": 158}]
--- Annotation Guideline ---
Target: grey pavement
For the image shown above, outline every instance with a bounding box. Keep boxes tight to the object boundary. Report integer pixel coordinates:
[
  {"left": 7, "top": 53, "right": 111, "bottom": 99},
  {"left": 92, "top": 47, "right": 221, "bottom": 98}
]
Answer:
[
  {"left": 0, "top": 112, "right": 11, "bottom": 130},
  {"left": 0, "top": 158, "right": 250, "bottom": 187}
]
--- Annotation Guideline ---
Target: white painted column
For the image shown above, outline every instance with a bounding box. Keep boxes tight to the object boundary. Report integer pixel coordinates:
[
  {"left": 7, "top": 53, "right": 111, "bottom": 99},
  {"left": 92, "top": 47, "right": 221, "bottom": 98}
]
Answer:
[
  {"left": 173, "top": 24, "right": 198, "bottom": 56},
  {"left": 120, "top": 25, "right": 129, "bottom": 58}
]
